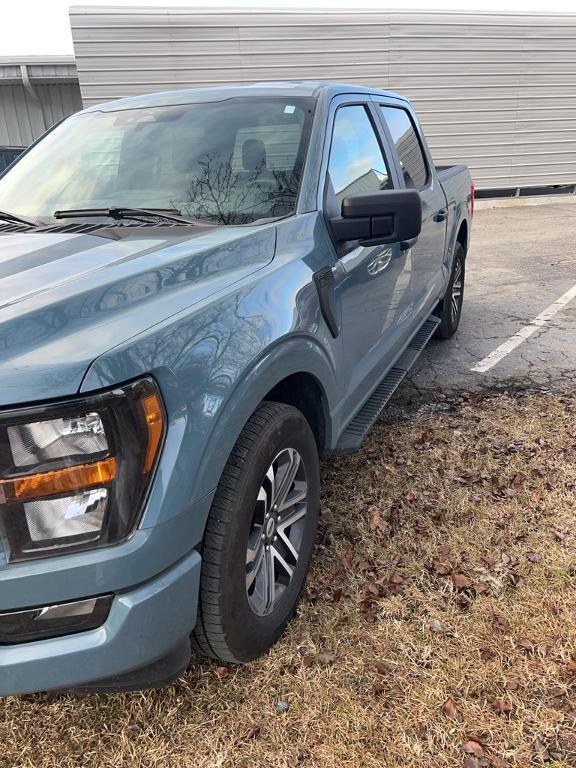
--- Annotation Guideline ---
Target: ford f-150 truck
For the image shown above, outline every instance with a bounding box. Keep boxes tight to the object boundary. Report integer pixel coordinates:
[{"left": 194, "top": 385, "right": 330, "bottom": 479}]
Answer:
[{"left": 0, "top": 81, "right": 472, "bottom": 695}]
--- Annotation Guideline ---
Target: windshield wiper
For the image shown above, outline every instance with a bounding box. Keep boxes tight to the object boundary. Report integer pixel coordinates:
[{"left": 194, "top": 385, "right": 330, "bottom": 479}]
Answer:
[
  {"left": 53, "top": 207, "right": 208, "bottom": 226},
  {"left": 0, "top": 210, "right": 36, "bottom": 226}
]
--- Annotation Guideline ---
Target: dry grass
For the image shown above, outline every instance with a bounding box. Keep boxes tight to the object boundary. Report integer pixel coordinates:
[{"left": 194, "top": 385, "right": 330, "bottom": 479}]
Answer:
[{"left": 1, "top": 390, "right": 575, "bottom": 768}]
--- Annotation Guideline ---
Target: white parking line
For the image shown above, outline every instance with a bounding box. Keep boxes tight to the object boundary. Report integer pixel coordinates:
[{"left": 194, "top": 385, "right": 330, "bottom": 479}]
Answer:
[{"left": 471, "top": 283, "right": 576, "bottom": 373}]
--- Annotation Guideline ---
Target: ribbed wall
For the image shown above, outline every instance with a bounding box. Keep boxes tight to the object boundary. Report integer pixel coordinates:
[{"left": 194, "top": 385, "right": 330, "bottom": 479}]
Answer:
[
  {"left": 70, "top": 7, "right": 576, "bottom": 190},
  {"left": 0, "top": 83, "right": 83, "bottom": 146}
]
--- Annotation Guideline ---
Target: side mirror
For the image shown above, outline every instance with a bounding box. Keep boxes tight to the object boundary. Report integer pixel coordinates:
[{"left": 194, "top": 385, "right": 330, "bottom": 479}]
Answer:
[{"left": 330, "top": 189, "right": 422, "bottom": 248}]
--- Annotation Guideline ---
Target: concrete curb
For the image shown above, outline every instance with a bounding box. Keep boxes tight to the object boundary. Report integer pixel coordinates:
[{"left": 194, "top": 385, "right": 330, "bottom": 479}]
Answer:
[{"left": 475, "top": 195, "right": 576, "bottom": 210}]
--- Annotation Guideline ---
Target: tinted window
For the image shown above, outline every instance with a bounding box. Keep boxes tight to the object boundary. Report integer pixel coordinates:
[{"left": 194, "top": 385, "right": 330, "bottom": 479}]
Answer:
[
  {"left": 0, "top": 147, "right": 24, "bottom": 173},
  {"left": 327, "top": 105, "right": 392, "bottom": 206},
  {"left": 379, "top": 106, "right": 428, "bottom": 189},
  {"left": 0, "top": 98, "right": 315, "bottom": 225}
]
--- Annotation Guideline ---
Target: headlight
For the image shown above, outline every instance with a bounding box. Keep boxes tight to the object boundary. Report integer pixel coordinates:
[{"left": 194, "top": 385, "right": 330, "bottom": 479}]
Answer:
[{"left": 0, "top": 378, "right": 165, "bottom": 562}]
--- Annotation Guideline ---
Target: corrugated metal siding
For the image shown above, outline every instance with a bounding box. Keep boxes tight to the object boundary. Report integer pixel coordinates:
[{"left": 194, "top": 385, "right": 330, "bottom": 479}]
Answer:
[
  {"left": 69, "top": 8, "right": 576, "bottom": 190},
  {"left": 0, "top": 62, "right": 79, "bottom": 82},
  {"left": 0, "top": 83, "right": 83, "bottom": 146}
]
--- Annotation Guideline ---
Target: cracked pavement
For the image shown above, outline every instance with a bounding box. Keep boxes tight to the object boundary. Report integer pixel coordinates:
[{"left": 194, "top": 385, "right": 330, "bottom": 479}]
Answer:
[{"left": 403, "top": 202, "right": 576, "bottom": 396}]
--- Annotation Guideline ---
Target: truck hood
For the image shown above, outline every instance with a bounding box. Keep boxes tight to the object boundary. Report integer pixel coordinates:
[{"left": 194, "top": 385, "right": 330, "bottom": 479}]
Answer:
[{"left": 0, "top": 225, "right": 275, "bottom": 407}]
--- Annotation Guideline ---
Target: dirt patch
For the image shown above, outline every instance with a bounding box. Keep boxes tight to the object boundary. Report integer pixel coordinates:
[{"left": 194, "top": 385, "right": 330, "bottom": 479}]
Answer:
[{"left": 1, "top": 390, "right": 575, "bottom": 768}]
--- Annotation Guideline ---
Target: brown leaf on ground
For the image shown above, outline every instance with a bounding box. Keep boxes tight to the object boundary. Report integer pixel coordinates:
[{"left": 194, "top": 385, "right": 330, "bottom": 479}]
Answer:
[
  {"left": 525, "top": 551, "right": 541, "bottom": 563},
  {"left": 240, "top": 725, "right": 261, "bottom": 742},
  {"left": 287, "top": 751, "right": 310, "bottom": 767},
  {"left": 317, "top": 652, "right": 337, "bottom": 665},
  {"left": 488, "top": 755, "right": 510, "bottom": 768},
  {"left": 305, "top": 584, "right": 319, "bottom": 601},
  {"left": 492, "top": 698, "right": 513, "bottom": 715},
  {"left": 214, "top": 666, "right": 230, "bottom": 682},
  {"left": 360, "top": 598, "right": 378, "bottom": 623},
  {"left": 452, "top": 573, "right": 472, "bottom": 589},
  {"left": 506, "top": 571, "right": 524, "bottom": 589},
  {"left": 364, "top": 580, "right": 381, "bottom": 597},
  {"left": 442, "top": 697, "right": 459, "bottom": 720},
  {"left": 432, "top": 557, "right": 453, "bottom": 575},
  {"left": 532, "top": 737, "right": 552, "bottom": 762},
  {"left": 301, "top": 655, "right": 313, "bottom": 668},
  {"left": 510, "top": 473, "right": 526, "bottom": 491},
  {"left": 462, "top": 739, "right": 485, "bottom": 758},
  {"left": 374, "top": 661, "right": 392, "bottom": 676},
  {"left": 372, "top": 681, "right": 388, "bottom": 697},
  {"left": 341, "top": 544, "right": 354, "bottom": 570},
  {"left": 457, "top": 468, "right": 477, "bottom": 485},
  {"left": 492, "top": 613, "right": 510, "bottom": 632},
  {"left": 388, "top": 572, "right": 405, "bottom": 595},
  {"left": 474, "top": 580, "right": 489, "bottom": 595},
  {"left": 369, "top": 507, "right": 390, "bottom": 536},
  {"left": 517, "top": 637, "right": 537, "bottom": 653},
  {"left": 467, "top": 733, "right": 488, "bottom": 745},
  {"left": 480, "top": 647, "right": 497, "bottom": 662}
]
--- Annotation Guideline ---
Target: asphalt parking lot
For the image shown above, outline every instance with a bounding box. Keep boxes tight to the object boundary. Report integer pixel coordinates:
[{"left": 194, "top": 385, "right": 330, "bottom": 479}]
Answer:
[{"left": 404, "top": 200, "right": 576, "bottom": 396}]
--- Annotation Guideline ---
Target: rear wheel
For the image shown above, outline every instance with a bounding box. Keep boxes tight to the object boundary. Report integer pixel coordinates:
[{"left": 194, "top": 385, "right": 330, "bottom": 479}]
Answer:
[
  {"left": 435, "top": 241, "right": 465, "bottom": 339},
  {"left": 192, "top": 402, "right": 320, "bottom": 663}
]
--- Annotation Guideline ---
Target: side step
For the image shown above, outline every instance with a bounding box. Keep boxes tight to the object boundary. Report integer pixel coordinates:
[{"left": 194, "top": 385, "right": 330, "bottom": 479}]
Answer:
[{"left": 335, "top": 315, "right": 440, "bottom": 454}]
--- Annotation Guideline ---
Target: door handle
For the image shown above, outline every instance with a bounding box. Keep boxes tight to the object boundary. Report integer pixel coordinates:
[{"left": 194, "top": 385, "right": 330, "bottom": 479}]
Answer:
[
  {"left": 434, "top": 208, "right": 448, "bottom": 223},
  {"left": 400, "top": 237, "right": 418, "bottom": 251}
]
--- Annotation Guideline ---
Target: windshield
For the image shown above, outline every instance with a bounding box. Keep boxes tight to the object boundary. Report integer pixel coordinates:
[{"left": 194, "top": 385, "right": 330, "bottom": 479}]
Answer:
[{"left": 0, "top": 97, "right": 315, "bottom": 225}]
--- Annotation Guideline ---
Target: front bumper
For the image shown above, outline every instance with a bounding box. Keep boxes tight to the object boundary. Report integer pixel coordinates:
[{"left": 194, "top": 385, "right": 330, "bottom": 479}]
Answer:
[{"left": 0, "top": 549, "right": 201, "bottom": 696}]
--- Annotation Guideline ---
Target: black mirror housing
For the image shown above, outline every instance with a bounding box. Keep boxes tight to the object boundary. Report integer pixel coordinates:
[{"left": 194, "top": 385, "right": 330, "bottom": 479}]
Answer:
[{"left": 330, "top": 189, "right": 422, "bottom": 247}]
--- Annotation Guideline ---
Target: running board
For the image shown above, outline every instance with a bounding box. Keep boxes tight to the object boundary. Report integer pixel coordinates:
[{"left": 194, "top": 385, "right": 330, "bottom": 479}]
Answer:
[{"left": 335, "top": 315, "right": 440, "bottom": 454}]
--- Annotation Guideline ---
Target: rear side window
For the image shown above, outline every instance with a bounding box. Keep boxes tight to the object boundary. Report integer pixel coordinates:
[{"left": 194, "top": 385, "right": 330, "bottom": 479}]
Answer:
[
  {"left": 327, "top": 105, "right": 392, "bottom": 206},
  {"left": 379, "top": 106, "right": 429, "bottom": 189}
]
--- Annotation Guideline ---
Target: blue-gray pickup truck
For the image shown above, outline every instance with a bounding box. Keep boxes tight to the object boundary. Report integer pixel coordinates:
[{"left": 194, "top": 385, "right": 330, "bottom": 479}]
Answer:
[{"left": 0, "top": 81, "right": 472, "bottom": 694}]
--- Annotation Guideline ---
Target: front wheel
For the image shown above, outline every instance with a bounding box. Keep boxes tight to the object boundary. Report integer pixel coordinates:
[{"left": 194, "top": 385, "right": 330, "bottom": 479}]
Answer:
[
  {"left": 435, "top": 241, "right": 465, "bottom": 340},
  {"left": 192, "top": 402, "right": 320, "bottom": 663}
]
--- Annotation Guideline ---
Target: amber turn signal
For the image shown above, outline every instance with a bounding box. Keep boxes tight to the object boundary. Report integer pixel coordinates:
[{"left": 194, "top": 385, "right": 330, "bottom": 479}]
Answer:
[
  {"left": 0, "top": 457, "right": 117, "bottom": 504},
  {"left": 141, "top": 393, "right": 164, "bottom": 473}
]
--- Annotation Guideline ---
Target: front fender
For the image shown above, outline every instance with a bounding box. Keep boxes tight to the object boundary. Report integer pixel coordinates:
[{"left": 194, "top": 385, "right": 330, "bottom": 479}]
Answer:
[{"left": 192, "top": 334, "right": 337, "bottom": 503}]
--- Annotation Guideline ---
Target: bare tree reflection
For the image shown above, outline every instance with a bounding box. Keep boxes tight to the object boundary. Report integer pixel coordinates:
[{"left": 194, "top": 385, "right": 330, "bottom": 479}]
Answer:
[{"left": 173, "top": 152, "right": 301, "bottom": 225}]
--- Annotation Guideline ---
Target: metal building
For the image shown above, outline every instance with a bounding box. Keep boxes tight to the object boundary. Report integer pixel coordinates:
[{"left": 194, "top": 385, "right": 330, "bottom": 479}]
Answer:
[
  {"left": 0, "top": 56, "right": 82, "bottom": 167},
  {"left": 68, "top": 7, "right": 576, "bottom": 194}
]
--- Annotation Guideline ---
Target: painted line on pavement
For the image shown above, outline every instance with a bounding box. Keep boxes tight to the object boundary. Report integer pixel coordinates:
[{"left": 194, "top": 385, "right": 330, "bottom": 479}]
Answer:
[{"left": 471, "top": 283, "right": 576, "bottom": 373}]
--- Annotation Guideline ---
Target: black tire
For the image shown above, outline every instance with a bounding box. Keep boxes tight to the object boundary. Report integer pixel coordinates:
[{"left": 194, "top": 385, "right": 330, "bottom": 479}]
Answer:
[
  {"left": 192, "top": 401, "right": 320, "bottom": 663},
  {"left": 435, "top": 241, "right": 466, "bottom": 340}
]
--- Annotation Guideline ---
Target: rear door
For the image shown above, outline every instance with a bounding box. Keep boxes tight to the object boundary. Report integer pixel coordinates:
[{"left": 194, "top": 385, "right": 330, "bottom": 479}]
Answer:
[
  {"left": 374, "top": 101, "right": 447, "bottom": 324},
  {"left": 321, "top": 97, "right": 413, "bottom": 416}
]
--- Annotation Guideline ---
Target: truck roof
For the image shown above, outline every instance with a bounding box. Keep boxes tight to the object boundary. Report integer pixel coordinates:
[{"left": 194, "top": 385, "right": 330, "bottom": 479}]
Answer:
[{"left": 84, "top": 81, "right": 408, "bottom": 112}]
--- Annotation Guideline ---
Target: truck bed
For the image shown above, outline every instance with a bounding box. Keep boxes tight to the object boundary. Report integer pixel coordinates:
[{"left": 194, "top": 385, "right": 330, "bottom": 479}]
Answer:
[{"left": 436, "top": 163, "right": 472, "bottom": 215}]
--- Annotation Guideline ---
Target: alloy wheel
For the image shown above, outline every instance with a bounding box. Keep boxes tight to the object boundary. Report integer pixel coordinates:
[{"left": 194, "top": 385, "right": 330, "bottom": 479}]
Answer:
[
  {"left": 451, "top": 258, "right": 463, "bottom": 323},
  {"left": 245, "top": 448, "right": 308, "bottom": 616}
]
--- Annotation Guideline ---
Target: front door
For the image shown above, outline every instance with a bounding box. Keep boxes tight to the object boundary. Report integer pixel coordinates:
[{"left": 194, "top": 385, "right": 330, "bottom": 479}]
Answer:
[{"left": 323, "top": 101, "right": 413, "bottom": 415}]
